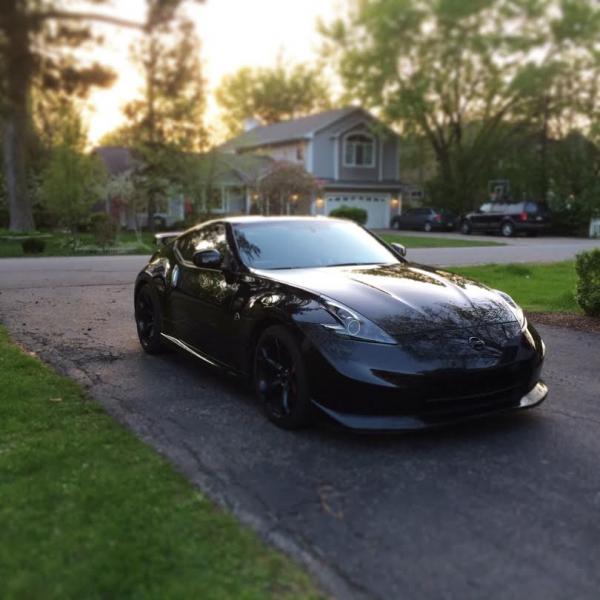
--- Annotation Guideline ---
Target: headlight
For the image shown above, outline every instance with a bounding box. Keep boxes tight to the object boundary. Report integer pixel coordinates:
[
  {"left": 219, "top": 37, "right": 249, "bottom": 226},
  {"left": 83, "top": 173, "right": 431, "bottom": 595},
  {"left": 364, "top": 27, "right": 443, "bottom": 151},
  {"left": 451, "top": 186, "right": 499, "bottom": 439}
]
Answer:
[
  {"left": 321, "top": 299, "right": 397, "bottom": 345},
  {"left": 494, "top": 290, "right": 526, "bottom": 328}
]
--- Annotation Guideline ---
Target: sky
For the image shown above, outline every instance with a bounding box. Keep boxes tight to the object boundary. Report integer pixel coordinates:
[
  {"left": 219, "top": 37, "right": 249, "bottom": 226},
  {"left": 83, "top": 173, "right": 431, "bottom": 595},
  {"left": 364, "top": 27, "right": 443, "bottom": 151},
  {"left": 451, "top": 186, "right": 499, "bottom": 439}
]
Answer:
[{"left": 86, "top": 0, "right": 343, "bottom": 144}]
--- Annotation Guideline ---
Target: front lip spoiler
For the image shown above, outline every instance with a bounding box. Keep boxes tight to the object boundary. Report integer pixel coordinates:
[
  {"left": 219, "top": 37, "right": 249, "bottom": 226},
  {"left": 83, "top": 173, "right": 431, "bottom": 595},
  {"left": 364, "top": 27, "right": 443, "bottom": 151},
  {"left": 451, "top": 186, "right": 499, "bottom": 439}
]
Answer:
[{"left": 311, "top": 381, "right": 548, "bottom": 432}]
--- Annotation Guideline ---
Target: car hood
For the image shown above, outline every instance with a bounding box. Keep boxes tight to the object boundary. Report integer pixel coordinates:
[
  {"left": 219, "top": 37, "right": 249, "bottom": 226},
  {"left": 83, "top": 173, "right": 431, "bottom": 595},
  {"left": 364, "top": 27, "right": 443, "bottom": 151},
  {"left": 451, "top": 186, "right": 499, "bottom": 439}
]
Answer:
[{"left": 254, "top": 262, "right": 519, "bottom": 336}]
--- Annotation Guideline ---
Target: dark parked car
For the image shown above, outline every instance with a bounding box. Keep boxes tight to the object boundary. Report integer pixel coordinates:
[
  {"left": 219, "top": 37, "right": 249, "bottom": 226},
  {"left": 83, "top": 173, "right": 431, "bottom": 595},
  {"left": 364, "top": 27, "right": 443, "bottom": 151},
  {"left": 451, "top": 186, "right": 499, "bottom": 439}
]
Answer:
[
  {"left": 135, "top": 216, "right": 547, "bottom": 431},
  {"left": 391, "top": 207, "right": 457, "bottom": 232},
  {"left": 461, "top": 200, "right": 551, "bottom": 237}
]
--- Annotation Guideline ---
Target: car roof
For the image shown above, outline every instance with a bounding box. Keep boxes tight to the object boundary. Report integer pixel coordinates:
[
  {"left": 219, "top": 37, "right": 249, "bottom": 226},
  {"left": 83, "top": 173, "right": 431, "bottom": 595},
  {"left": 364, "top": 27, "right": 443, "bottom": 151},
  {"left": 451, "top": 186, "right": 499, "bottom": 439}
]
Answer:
[{"left": 177, "top": 215, "right": 352, "bottom": 236}]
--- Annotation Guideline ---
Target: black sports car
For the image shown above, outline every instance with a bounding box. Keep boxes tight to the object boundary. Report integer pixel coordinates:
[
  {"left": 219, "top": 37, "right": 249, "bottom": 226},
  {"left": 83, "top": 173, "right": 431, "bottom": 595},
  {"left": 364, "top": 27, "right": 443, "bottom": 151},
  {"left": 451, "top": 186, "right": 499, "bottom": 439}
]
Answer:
[{"left": 134, "top": 216, "right": 547, "bottom": 431}]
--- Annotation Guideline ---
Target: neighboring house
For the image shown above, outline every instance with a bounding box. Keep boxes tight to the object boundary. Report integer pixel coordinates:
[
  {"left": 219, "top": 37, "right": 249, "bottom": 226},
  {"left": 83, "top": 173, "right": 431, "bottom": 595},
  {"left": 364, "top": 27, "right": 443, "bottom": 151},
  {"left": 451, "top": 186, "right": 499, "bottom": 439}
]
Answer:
[
  {"left": 94, "top": 107, "right": 404, "bottom": 229},
  {"left": 94, "top": 146, "right": 274, "bottom": 228},
  {"left": 220, "top": 107, "right": 404, "bottom": 228}
]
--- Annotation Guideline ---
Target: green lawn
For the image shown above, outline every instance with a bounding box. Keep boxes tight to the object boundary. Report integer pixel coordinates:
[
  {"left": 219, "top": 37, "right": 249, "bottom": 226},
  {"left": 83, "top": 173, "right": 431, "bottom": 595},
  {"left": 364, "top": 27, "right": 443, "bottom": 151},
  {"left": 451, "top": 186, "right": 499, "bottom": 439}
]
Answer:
[
  {"left": 379, "top": 233, "right": 505, "bottom": 248},
  {"left": 450, "top": 261, "right": 579, "bottom": 313},
  {"left": 0, "top": 230, "right": 156, "bottom": 257},
  {"left": 0, "top": 326, "right": 321, "bottom": 599}
]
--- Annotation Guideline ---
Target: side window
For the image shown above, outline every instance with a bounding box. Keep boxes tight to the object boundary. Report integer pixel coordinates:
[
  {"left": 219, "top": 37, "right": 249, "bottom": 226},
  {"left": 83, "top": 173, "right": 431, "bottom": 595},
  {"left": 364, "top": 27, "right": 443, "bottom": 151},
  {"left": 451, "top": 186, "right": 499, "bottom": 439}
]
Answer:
[{"left": 176, "top": 224, "right": 233, "bottom": 266}]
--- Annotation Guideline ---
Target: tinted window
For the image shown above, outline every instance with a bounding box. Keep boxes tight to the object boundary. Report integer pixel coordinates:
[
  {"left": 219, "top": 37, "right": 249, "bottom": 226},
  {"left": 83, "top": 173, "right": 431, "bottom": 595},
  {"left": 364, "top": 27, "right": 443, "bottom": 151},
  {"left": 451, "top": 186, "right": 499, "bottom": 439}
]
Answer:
[
  {"left": 233, "top": 219, "right": 397, "bottom": 270},
  {"left": 177, "top": 224, "right": 232, "bottom": 266}
]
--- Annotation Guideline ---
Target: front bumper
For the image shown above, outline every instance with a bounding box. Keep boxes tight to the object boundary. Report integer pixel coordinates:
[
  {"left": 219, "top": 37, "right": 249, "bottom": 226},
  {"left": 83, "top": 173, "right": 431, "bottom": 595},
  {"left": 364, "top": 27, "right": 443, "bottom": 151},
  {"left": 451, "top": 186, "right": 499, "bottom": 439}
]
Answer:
[
  {"left": 312, "top": 380, "right": 548, "bottom": 431},
  {"left": 300, "top": 321, "right": 547, "bottom": 431}
]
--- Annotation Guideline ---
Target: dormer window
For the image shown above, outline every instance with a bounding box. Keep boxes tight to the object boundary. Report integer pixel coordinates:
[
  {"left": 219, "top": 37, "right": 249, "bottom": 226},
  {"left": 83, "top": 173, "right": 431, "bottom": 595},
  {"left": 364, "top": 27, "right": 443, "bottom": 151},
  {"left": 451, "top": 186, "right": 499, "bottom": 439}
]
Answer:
[{"left": 343, "top": 133, "right": 375, "bottom": 167}]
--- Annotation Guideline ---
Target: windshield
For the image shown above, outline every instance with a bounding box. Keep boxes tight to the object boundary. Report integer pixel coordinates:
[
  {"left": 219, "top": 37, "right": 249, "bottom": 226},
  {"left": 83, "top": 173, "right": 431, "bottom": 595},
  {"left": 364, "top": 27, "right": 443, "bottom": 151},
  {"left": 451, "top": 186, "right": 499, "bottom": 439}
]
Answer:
[{"left": 232, "top": 219, "right": 398, "bottom": 270}]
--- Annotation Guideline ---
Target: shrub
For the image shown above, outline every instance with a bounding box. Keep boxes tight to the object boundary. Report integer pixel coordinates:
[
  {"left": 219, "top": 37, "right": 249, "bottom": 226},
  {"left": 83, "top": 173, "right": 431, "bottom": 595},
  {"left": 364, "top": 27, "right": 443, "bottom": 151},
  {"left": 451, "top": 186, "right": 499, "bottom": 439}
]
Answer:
[
  {"left": 90, "top": 213, "right": 117, "bottom": 248},
  {"left": 21, "top": 237, "right": 46, "bottom": 254},
  {"left": 575, "top": 249, "right": 600, "bottom": 317},
  {"left": 329, "top": 205, "right": 368, "bottom": 226}
]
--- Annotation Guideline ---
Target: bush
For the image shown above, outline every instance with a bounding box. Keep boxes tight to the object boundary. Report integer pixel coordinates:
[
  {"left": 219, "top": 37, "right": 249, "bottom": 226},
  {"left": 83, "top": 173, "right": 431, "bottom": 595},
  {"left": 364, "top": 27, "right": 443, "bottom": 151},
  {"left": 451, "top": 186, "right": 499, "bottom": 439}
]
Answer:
[
  {"left": 21, "top": 237, "right": 46, "bottom": 254},
  {"left": 575, "top": 249, "right": 600, "bottom": 317},
  {"left": 329, "top": 205, "right": 368, "bottom": 226},
  {"left": 90, "top": 213, "right": 117, "bottom": 248}
]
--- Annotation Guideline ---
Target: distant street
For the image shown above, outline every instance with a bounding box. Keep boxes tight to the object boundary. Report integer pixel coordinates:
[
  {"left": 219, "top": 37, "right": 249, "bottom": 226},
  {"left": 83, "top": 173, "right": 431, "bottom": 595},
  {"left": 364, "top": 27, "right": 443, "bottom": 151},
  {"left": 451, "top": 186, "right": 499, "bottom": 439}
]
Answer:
[
  {"left": 376, "top": 231, "right": 600, "bottom": 266},
  {"left": 1, "top": 242, "right": 600, "bottom": 599}
]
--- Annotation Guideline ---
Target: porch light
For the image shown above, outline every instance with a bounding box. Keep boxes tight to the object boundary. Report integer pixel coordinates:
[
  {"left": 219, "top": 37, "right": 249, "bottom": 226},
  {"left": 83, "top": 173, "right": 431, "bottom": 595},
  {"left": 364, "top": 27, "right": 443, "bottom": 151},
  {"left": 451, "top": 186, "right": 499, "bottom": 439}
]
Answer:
[
  {"left": 390, "top": 198, "right": 399, "bottom": 206},
  {"left": 316, "top": 197, "right": 325, "bottom": 207},
  {"left": 290, "top": 194, "right": 299, "bottom": 202}
]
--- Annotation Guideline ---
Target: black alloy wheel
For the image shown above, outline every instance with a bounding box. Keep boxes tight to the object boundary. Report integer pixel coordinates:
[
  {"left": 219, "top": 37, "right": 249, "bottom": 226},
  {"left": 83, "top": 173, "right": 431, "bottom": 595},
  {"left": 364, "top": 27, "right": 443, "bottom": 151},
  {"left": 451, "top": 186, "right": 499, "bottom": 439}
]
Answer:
[
  {"left": 461, "top": 220, "right": 472, "bottom": 235},
  {"left": 135, "top": 285, "right": 165, "bottom": 354},
  {"left": 254, "top": 325, "right": 312, "bottom": 429}
]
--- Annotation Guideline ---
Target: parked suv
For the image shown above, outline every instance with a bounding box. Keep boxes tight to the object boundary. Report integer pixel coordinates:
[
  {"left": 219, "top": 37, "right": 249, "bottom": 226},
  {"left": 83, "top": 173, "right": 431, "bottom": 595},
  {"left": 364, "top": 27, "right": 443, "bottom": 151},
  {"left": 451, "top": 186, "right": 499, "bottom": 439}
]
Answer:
[
  {"left": 391, "top": 207, "right": 457, "bottom": 232},
  {"left": 461, "top": 200, "right": 551, "bottom": 237}
]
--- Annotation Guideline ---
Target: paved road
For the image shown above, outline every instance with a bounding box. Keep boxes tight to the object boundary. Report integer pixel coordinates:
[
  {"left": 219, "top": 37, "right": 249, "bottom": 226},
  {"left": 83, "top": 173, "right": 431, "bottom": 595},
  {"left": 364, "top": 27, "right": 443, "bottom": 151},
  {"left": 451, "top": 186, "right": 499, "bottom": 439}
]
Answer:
[
  {"left": 1, "top": 256, "right": 600, "bottom": 599},
  {"left": 375, "top": 231, "right": 600, "bottom": 266}
]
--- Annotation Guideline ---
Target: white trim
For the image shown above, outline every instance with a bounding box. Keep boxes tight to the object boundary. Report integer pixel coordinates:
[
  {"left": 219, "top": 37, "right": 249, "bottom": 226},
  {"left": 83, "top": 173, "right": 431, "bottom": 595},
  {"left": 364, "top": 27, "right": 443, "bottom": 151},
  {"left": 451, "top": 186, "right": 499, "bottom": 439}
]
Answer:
[
  {"left": 342, "top": 131, "right": 376, "bottom": 168},
  {"left": 378, "top": 138, "right": 383, "bottom": 181},
  {"left": 334, "top": 137, "right": 339, "bottom": 181},
  {"left": 306, "top": 134, "right": 314, "bottom": 174}
]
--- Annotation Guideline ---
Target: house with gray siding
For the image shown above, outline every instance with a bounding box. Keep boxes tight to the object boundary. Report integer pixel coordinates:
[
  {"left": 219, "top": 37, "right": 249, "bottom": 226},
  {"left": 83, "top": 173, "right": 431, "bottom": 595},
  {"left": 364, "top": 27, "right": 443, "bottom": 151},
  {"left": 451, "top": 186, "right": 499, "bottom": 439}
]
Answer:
[{"left": 220, "top": 107, "right": 404, "bottom": 228}]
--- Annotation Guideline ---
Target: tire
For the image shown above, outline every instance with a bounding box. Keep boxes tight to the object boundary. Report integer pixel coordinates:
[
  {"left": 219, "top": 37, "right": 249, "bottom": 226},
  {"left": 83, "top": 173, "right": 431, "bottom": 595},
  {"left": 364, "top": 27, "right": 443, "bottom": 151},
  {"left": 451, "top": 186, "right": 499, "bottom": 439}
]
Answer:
[
  {"left": 423, "top": 221, "right": 433, "bottom": 233},
  {"left": 254, "top": 325, "right": 312, "bottom": 430},
  {"left": 501, "top": 221, "right": 515, "bottom": 237},
  {"left": 461, "top": 220, "right": 472, "bottom": 235},
  {"left": 135, "top": 284, "right": 166, "bottom": 354},
  {"left": 392, "top": 219, "right": 401, "bottom": 230}
]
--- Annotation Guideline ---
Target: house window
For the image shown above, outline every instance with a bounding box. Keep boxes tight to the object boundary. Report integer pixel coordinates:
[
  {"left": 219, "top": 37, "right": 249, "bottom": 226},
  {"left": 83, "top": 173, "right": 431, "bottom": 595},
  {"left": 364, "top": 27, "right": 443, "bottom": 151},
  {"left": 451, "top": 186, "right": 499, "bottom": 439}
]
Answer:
[{"left": 343, "top": 133, "right": 375, "bottom": 167}]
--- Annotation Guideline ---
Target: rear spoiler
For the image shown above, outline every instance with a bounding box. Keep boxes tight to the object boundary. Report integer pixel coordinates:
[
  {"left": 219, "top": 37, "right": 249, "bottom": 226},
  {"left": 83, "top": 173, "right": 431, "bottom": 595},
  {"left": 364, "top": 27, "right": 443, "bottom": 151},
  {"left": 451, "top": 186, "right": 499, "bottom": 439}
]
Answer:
[{"left": 154, "top": 231, "right": 183, "bottom": 247}]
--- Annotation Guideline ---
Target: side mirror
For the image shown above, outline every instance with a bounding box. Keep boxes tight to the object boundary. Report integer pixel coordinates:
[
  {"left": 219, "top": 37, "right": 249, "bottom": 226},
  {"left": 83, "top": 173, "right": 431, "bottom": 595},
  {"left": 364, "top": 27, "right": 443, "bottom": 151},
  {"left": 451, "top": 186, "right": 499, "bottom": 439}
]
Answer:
[
  {"left": 192, "top": 249, "right": 223, "bottom": 269},
  {"left": 391, "top": 242, "right": 406, "bottom": 258}
]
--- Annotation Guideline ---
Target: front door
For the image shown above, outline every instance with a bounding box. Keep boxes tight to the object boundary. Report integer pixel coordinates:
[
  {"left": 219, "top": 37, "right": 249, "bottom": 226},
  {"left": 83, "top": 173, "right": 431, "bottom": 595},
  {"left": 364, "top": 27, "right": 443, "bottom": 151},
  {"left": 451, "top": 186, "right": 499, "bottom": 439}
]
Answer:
[{"left": 170, "top": 223, "right": 241, "bottom": 365}]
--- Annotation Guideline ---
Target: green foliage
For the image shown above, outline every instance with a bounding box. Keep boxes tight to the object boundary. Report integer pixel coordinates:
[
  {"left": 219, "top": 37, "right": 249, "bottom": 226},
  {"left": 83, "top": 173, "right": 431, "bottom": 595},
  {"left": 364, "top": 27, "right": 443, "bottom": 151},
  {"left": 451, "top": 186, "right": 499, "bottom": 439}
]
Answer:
[
  {"left": 21, "top": 237, "right": 46, "bottom": 254},
  {"left": 322, "top": 0, "right": 600, "bottom": 213},
  {"left": 124, "top": 16, "right": 206, "bottom": 152},
  {"left": 90, "top": 213, "right": 117, "bottom": 248},
  {"left": 0, "top": 326, "right": 322, "bottom": 599},
  {"left": 451, "top": 261, "right": 578, "bottom": 313},
  {"left": 258, "top": 162, "right": 321, "bottom": 215},
  {"left": 329, "top": 205, "right": 368, "bottom": 226},
  {"left": 379, "top": 233, "right": 504, "bottom": 248},
  {"left": 216, "top": 61, "right": 332, "bottom": 137},
  {"left": 575, "top": 249, "right": 600, "bottom": 317},
  {"left": 39, "top": 110, "right": 106, "bottom": 232}
]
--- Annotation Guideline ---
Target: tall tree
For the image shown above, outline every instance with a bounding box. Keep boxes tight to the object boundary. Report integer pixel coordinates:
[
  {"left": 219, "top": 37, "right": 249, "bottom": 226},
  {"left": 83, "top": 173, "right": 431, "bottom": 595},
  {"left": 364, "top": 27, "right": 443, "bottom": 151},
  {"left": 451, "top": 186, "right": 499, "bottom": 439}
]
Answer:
[
  {"left": 39, "top": 105, "right": 105, "bottom": 233},
  {"left": 0, "top": 1, "right": 144, "bottom": 232},
  {"left": 216, "top": 61, "right": 332, "bottom": 137},
  {"left": 119, "top": 1, "right": 206, "bottom": 230},
  {"left": 322, "top": 0, "right": 600, "bottom": 212}
]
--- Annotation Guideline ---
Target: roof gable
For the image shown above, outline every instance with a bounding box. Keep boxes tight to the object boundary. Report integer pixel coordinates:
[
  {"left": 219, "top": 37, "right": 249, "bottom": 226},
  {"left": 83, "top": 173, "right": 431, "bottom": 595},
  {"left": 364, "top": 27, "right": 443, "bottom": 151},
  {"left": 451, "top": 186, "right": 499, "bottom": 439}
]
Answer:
[{"left": 219, "top": 107, "right": 363, "bottom": 151}]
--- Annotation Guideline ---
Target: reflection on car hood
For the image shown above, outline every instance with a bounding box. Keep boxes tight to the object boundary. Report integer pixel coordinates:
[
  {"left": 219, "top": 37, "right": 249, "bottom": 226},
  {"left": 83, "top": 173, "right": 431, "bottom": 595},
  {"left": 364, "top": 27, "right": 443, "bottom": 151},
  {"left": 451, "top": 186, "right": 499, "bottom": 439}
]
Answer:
[{"left": 254, "top": 262, "right": 518, "bottom": 335}]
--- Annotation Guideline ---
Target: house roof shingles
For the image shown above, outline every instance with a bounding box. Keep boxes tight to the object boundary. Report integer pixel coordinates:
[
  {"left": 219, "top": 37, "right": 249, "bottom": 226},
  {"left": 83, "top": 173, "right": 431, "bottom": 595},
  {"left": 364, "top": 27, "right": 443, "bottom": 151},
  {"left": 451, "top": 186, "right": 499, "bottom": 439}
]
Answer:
[{"left": 219, "top": 107, "right": 360, "bottom": 151}]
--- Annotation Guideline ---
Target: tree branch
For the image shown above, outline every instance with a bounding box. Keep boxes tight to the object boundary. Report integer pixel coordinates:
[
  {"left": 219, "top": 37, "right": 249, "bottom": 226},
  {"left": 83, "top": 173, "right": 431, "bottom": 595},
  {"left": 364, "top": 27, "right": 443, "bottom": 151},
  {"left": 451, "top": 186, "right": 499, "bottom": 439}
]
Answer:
[{"left": 28, "top": 11, "right": 144, "bottom": 30}]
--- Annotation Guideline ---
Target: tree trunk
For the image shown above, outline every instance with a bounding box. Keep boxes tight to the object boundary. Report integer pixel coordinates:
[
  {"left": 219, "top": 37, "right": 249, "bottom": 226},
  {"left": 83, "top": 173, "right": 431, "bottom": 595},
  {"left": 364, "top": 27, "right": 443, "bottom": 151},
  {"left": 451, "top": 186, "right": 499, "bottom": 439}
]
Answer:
[{"left": 2, "top": 1, "right": 35, "bottom": 232}]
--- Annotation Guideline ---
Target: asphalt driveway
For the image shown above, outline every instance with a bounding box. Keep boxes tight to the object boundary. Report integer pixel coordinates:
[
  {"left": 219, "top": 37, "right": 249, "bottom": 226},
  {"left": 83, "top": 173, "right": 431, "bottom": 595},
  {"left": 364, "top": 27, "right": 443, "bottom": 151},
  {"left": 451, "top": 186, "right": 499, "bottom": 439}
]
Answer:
[{"left": 1, "top": 254, "right": 600, "bottom": 599}]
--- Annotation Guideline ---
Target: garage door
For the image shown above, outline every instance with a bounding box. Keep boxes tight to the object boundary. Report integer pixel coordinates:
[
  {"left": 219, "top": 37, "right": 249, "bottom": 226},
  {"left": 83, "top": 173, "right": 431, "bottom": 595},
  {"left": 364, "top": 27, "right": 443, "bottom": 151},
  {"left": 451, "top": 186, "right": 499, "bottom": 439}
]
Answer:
[{"left": 325, "top": 193, "right": 390, "bottom": 228}]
